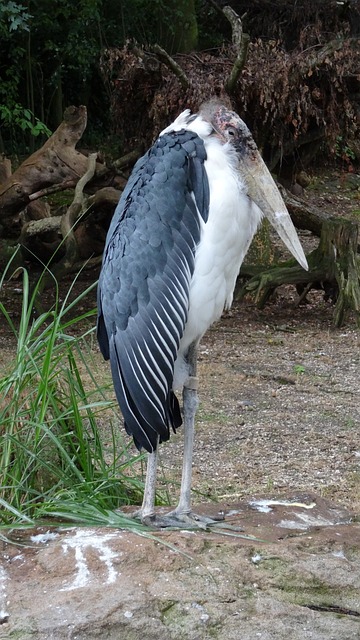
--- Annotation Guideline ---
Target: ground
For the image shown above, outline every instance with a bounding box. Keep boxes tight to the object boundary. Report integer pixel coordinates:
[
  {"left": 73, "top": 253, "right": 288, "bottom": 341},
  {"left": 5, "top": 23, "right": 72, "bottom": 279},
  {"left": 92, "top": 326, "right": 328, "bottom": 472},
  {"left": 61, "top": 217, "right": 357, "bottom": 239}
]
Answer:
[
  {"left": 0, "top": 167, "right": 359, "bottom": 517},
  {"left": 0, "top": 168, "right": 360, "bottom": 639},
  {"left": 159, "top": 287, "right": 360, "bottom": 514}
]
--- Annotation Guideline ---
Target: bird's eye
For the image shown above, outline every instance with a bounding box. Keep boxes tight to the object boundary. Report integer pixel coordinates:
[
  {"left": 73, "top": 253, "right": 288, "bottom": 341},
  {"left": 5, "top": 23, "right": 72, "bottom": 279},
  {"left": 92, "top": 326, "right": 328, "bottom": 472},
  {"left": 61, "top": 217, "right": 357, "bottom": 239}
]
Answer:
[{"left": 227, "top": 126, "right": 237, "bottom": 138}]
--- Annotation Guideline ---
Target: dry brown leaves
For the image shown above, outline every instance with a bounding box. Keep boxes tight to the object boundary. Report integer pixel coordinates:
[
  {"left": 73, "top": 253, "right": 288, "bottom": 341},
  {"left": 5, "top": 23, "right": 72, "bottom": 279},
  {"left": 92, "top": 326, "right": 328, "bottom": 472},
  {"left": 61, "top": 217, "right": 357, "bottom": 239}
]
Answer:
[{"left": 100, "top": 28, "right": 359, "bottom": 162}]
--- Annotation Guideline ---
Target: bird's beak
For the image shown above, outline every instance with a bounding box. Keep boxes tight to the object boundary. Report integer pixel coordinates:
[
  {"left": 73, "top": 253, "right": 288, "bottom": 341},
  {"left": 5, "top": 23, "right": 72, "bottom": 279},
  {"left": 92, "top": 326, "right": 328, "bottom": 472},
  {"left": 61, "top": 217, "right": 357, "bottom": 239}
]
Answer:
[{"left": 240, "top": 152, "right": 308, "bottom": 270}]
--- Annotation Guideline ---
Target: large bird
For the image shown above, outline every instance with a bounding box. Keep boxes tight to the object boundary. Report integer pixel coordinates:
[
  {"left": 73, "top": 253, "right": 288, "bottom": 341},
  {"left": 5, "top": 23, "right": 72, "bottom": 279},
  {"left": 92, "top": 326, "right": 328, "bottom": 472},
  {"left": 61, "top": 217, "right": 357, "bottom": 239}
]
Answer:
[{"left": 97, "top": 100, "right": 308, "bottom": 527}]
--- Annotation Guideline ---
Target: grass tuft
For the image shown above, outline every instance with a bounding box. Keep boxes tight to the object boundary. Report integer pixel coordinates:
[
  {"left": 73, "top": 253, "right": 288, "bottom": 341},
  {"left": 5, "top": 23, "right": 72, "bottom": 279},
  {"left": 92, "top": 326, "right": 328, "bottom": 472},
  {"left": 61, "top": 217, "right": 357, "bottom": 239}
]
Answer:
[{"left": 0, "top": 256, "right": 150, "bottom": 531}]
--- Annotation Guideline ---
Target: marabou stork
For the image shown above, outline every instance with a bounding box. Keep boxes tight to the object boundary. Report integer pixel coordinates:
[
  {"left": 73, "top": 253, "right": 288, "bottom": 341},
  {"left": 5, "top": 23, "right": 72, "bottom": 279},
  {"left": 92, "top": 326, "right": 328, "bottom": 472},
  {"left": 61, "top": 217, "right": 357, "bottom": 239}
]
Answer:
[{"left": 97, "top": 100, "right": 308, "bottom": 527}]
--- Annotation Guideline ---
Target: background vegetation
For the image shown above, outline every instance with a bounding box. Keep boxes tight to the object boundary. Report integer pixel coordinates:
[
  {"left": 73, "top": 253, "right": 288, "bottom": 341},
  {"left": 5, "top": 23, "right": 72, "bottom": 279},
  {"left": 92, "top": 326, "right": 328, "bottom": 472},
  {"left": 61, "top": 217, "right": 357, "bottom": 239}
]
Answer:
[{"left": 1, "top": 0, "right": 359, "bottom": 164}]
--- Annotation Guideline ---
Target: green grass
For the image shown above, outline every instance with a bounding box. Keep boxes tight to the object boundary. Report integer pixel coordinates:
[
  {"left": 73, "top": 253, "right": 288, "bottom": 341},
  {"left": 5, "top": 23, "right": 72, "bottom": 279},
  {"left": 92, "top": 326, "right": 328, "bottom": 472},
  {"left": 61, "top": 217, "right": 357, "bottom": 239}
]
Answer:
[
  {"left": 293, "top": 363, "right": 306, "bottom": 375},
  {"left": 0, "top": 255, "right": 152, "bottom": 531}
]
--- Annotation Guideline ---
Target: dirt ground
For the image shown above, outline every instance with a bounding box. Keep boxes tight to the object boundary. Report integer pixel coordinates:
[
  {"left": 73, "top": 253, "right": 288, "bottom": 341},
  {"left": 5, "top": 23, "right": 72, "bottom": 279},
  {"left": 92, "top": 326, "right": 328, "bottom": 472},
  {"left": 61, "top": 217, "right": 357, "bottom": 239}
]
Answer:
[
  {"left": 163, "top": 292, "right": 360, "bottom": 514},
  {"left": 0, "top": 167, "right": 359, "bottom": 519},
  {"left": 1, "top": 285, "right": 360, "bottom": 640}
]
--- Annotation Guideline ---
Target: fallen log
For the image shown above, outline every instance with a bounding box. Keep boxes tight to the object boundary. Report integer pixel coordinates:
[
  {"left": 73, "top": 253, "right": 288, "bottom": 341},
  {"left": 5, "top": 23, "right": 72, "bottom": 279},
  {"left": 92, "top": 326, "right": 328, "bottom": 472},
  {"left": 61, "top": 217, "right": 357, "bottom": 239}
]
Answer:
[
  {"left": 0, "top": 106, "right": 97, "bottom": 218},
  {"left": 283, "top": 191, "right": 328, "bottom": 237},
  {"left": 19, "top": 185, "right": 121, "bottom": 263}
]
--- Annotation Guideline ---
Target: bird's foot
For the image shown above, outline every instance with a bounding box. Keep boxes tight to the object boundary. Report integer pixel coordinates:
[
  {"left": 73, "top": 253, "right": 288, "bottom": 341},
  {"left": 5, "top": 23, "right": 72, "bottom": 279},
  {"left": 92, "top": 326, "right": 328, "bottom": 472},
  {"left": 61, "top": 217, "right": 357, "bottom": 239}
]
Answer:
[
  {"left": 143, "top": 511, "right": 220, "bottom": 529},
  {"left": 136, "top": 509, "right": 243, "bottom": 532}
]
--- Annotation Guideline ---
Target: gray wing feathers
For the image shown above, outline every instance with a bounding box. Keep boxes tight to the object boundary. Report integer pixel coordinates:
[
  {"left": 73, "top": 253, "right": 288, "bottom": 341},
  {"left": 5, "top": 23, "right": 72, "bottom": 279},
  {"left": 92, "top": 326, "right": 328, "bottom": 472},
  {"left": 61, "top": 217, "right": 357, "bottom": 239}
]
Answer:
[{"left": 97, "top": 129, "right": 209, "bottom": 452}]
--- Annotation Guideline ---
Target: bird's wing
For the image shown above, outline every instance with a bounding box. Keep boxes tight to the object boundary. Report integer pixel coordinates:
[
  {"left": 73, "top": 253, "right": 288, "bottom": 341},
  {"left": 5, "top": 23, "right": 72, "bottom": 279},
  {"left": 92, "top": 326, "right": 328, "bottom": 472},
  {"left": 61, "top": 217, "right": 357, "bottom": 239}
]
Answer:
[{"left": 97, "top": 129, "right": 209, "bottom": 452}]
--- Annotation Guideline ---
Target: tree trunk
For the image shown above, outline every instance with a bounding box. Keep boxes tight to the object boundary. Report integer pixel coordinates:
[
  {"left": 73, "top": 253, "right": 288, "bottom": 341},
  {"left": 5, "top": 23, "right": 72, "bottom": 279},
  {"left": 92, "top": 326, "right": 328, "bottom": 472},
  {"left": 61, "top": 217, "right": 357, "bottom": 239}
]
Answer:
[
  {"left": 328, "top": 220, "right": 360, "bottom": 327},
  {"left": 238, "top": 217, "right": 360, "bottom": 327},
  {"left": 0, "top": 156, "right": 12, "bottom": 184}
]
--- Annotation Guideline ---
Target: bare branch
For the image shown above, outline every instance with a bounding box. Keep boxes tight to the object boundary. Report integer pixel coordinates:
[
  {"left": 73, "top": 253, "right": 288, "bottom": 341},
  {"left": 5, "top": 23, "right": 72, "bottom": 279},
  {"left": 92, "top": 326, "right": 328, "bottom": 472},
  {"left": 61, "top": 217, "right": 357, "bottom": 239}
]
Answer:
[
  {"left": 59, "top": 152, "right": 98, "bottom": 270},
  {"left": 29, "top": 180, "right": 77, "bottom": 202},
  {"left": 150, "top": 44, "right": 190, "bottom": 90},
  {"left": 72, "top": 153, "right": 98, "bottom": 207},
  {"left": 112, "top": 148, "right": 143, "bottom": 172},
  {"left": 223, "top": 6, "right": 250, "bottom": 94}
]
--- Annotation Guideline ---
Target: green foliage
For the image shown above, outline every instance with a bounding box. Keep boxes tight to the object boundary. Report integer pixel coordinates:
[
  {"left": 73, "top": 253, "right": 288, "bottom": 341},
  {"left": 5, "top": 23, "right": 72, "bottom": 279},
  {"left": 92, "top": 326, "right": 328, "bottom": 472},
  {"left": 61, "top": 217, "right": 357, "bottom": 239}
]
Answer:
[
  {"left": 0, "top": 0, "right": 200, "bottom": 153},
  {"left": 114, "top": 0, "right": 198, "bottom": 52},
  {"left": 0, "top": 254, "right": 152, "bottom": 529},
  {"left": 334, "top": 136, "right": 356, "bottom": 164},
  {"left": 0, "top": 103, "right": 51, "bottom": 138},
  {"left": 32, "top": 0, "right": 102, "bottom": 78},
  {"left": 196, "top": 0, "right": 228, "bottom": 49},
  {"left": 293, "top": 364, "right": 305, "bottom": 375},
  {"left": 0, "top": 3, "right": 28, "bottom": 114},
  {"left": 0, "top": 1, "right": 31, "bottom": 33},
  {"left": 0, "top": 0, "right": 106, "bottom": 151}
]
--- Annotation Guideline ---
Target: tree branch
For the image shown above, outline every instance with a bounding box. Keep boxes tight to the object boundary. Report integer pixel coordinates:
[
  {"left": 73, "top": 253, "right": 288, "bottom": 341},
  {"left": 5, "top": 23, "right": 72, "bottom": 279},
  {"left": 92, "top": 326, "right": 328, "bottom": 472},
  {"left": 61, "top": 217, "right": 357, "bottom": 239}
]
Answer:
[
  {"left": 58, "top": 152, "right": 98, "bottom": 270},
  {"left": 223, "top": 6, "right": 250, "bottom": 94},
  {"left": 29, "top": 180, "right": 77, "bottom": 202},
  {"left": 150, "top": 44, "right": 190, "bottom": 89},
  {"left": 112, "top": 148, "right": 143, "bottom": 172}
]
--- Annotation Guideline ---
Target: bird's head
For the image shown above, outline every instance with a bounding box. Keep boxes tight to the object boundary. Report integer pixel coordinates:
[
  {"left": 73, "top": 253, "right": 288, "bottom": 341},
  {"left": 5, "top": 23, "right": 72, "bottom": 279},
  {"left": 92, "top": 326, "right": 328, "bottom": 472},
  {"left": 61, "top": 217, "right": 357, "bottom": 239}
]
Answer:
[
  {"left": 201, "top": 101, "right": 255, "bottom": 155},
  {"left": 199, "top": 100, "right": 308, "bottom": 271}
]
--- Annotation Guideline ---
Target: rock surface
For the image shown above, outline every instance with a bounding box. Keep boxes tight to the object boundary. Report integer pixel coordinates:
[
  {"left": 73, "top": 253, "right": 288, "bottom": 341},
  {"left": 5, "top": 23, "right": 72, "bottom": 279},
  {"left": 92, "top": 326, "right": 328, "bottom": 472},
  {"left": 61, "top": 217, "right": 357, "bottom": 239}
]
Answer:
[{"left": 1, "top": 494, "right": 359, "bottom": 639}]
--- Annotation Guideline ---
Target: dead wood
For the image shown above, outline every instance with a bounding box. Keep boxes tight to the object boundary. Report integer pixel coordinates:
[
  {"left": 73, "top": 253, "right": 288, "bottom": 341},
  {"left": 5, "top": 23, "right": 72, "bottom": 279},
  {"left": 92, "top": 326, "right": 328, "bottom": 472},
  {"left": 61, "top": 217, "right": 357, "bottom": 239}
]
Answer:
[
  {"left": 112, "top": 148, "right": 143, "bottom": 173},
  {"left": 46, "top": 153, "right": 98, "bottom": 280},
  {"left": 150, "top": 45, "right": 190, "bottom": 89},
  {"left": 238, "top": 217, "right": 360, "bottom": 327},
  {"left": 23, "top": 200, "right": 51, "bottom": 222},
  {"left": 283, "top": 189, "right": 360, "bottom": 254},
  {"left": 28, "top": 180, "right": 78, "bottom": 202},
  {"left": 282, "top": 190, "right": 327, "bottom": 237},
  {"left": 0, "top": 106, "right": 98, "bottom": 218},
  {"left": 19, "top": 216, "right": 63, "bottom": 263},
  {"left": 0, "top": 155, "right": 12, "bottom": 183},
  {"left": 223, "top": 6, "right": 250, "bottom": 95},
  {"left": 19, "top": 184, "right": 121, "bottom": 265},
  {"left": 328, "top": 219, "right": 360, "bottom": 327},
  {"left": 21, "top": 217, "right": 61, "bottom": 238},
  {"left": 87, "top": 187, "right": 121, "bottom": 211}
]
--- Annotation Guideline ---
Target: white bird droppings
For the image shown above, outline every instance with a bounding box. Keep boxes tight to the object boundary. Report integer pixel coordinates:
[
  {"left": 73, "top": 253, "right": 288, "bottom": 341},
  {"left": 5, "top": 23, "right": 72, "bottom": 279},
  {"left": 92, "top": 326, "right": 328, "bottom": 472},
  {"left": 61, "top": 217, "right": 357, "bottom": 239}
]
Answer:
[
  {"left": 251, "top": 554, "right": 262, "bottom": 564},
  {"left": 249, "top": 499, "right": 316, "bottom": 513},
  {"left": 278, "top": 513, "right": 337, "bottom": 530},
  {"left": 0, "top": 565, "right": 9, "bottom": 623},
  {"left": 30, "top": 531, "right": 59, "bottom": 544},
  {"left": 60, "top": 530, "right": 121, "bottom": 591}
]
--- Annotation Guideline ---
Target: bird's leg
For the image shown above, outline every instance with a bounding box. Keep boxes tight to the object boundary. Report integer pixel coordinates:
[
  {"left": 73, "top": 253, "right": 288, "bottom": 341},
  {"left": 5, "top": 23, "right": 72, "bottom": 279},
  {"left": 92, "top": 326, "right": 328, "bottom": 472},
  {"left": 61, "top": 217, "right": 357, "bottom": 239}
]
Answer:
[
  {"left": 172, "top": 342, "right": 198, "bottom": 516},
  {"left": 157, "top": 343, "right": 225, "bottom": 529},
  {"left": 133, "top": 346, "right": 199, "bottom": 528},
  {"left": 131, "top": 440, "right": 159, "bottom": 524},
  {"left": 136, "top": 345, "right": 229, "bottom": 530},
  {"left": 140, "top": 447, "right": 159, "bottom": 522}
]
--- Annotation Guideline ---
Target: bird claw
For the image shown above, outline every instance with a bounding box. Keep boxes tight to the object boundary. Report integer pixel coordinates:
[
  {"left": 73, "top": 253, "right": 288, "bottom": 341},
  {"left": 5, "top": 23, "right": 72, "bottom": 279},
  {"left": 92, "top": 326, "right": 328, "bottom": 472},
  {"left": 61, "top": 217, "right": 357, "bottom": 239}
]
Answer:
[{"left": 134, "top": 509, "right": 243, "bottom": 532}]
